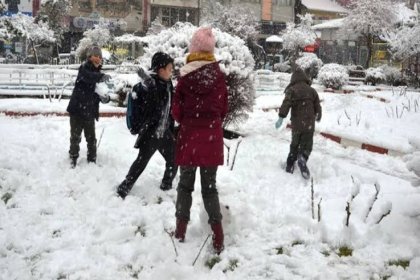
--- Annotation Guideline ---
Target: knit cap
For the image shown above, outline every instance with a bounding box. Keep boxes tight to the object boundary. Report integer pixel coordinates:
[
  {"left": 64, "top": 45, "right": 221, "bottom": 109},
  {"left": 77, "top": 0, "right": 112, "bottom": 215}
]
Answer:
[
  {"left": 86, "top": 45, "right": 102, "bottom": 58},
  {"left": 189, "top": 27, "right": 216, "bottom": 54}
]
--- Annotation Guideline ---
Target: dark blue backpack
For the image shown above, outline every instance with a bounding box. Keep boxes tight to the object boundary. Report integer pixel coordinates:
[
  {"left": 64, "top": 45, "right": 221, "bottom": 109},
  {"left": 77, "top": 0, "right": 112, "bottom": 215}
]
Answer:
[{"left": 126, "top": 84, "right": 144, "bottom": 135}]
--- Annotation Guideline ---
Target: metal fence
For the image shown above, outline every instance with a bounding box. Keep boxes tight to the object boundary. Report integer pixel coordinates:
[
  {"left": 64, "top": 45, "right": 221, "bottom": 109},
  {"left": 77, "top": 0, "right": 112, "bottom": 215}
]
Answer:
[{"left": 0, "top": 64, "right": 78, "bottom": 101}]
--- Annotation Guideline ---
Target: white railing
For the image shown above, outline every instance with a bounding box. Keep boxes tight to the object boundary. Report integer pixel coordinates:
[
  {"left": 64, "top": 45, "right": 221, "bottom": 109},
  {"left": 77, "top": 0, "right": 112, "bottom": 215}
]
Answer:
[
  {"left": 0, "top": 64, "right": 119, "bottom": 101},
  {"left": 0, "top": 64, "right": 78, "bottom": 101}
]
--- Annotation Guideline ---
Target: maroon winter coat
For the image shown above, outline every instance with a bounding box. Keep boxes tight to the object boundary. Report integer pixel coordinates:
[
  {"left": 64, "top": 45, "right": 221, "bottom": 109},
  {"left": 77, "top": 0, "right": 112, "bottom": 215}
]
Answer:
[{"left": 172, "top": 61, "right": 228, "bottom": 166}]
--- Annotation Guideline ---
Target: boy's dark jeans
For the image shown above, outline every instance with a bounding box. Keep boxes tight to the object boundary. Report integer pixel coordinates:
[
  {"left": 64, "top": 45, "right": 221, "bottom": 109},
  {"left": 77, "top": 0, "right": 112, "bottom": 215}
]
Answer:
[
  {"left": 69, "top": 115, "right": 96, "bottom": 162},
  {"left": 119, "top": 132, "right": 177, "bottom": 194},
  {"left": 287, "top": 130, "right": 314, "bottom": 165},
  {"left": 175, "top": 166, "right": 222, "bottom": 224}
]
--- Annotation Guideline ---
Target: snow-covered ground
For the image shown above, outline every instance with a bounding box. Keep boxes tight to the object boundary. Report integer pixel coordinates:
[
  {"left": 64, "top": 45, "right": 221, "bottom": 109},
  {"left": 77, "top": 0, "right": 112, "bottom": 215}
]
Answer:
[{"left": 1, "top": 81, "right": 420, "bottom": 279}]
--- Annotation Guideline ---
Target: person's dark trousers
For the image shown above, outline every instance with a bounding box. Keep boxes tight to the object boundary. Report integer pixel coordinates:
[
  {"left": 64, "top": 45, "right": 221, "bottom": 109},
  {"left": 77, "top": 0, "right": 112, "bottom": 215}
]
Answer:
[
  {"left": 69, "top": 115, "right": 97, "bottom": 162},
  {"left": 175, "top": 166, "right": 222, "bottom": 224},
  {"left": 118, "top": 132, "right": 177, "bottom": 197},
  {"left": 286, "top": 130, "right": 314, "bottom": 166}
]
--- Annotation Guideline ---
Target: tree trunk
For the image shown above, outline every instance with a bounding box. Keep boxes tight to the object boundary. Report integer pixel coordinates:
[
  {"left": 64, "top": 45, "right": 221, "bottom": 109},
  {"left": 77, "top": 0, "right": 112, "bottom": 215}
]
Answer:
[
  {"left": 30, "top": 39, "right": 39, "bottom": 65},
  {"left": 56, "top": 42, "right": 60, "bottom": 64},
  {"left": 290, "top": 48, "right": 299, "bottom": 71},
  {"left": 365, "top": 35, "right": 373, "bottom": 69},
  {"left": 294, "top": 0, "right": 303, "bottom": 23}
]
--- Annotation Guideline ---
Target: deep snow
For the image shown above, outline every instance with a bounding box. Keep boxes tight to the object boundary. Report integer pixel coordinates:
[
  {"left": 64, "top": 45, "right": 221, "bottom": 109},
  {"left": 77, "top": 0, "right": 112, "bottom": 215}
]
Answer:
[{"left": 0, "top": 81, "right": 420, "bottom": 279}]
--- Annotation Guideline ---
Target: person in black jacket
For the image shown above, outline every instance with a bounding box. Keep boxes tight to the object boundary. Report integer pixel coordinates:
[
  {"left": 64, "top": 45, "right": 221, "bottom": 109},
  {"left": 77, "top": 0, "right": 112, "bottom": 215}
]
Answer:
[
  {"left": 117, "top": 52, "right": 178, "bottom": 199},
  {"left": 67, "top": 45, "right": 111, "bottom": 168}
]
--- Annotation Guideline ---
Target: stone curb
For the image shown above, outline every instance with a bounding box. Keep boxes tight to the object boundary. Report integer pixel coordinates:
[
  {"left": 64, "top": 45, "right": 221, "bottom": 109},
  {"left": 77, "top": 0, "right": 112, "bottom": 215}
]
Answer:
[
  {"left": 324, "top": 88, "right": 390, "bottom": 103},
  {"left": 285, "top": 124, "right": 405, "bottom": 156}
]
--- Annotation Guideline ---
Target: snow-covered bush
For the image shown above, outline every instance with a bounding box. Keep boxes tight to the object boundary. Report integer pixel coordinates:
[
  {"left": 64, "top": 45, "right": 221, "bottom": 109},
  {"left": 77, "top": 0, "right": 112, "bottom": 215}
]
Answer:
[
  {"left": 380, "top": 65, "right": 403, "bottom": 86},
  {"left": 273, "top": 61, "right": 291, "bottom": 73},
  {"left": 295, "top": 52, "right": 323, "bottom": 80},
  {"left": 318, "top": 63, "right": 349, "bottom": 89},
  {"left": 365, "top": 67, "right": 385, "bottom": 86},
  {"left": 139, "top": 22, "right": 255, "bottom": 126}
]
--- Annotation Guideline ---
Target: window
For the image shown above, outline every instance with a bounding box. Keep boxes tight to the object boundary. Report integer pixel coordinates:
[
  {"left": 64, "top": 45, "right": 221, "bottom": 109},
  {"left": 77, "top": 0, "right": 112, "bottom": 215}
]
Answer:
[
  {"left": 275, "top": 0, "right": 292, "bottom": 5},
  {"left": 151, "top": 6, "right": 198, "bottom": 27},
  {"left": 261, "top": 21, "right": 286, "bottom": 35}
]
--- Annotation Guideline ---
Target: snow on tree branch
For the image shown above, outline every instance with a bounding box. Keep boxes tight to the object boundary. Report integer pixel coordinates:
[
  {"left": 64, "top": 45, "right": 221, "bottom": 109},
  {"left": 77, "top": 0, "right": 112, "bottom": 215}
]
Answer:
[
  {"left": 203, "top": 2, "right": 260, "bottom": 44},
  {"left": 384, "top": 23, "right": 420, "bottom": 61},
  {"left": 75, "top": 23, "right": 112, "bottom": 60},
  {"left": 3, "top": 13, "right": 55, "bottom": 43},
  {"left": 342, "top": 0, "right": 397, "bottom": 38},
  {"left": 282, "top": 14, "right": 316, "bottom": 52}
]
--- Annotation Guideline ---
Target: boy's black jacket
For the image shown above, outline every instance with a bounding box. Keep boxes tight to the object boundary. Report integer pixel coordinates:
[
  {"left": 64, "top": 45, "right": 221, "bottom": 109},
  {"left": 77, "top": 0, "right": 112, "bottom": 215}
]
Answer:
[
  {"left": 67, "top": 60, "right": 105, "bottom": 120},
  {"left": 132, "top": 74, "right": 175, "bottom": 149}
]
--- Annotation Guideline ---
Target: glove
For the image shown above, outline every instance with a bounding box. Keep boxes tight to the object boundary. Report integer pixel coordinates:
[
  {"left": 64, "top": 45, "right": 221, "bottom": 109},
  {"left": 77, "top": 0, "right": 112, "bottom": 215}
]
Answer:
[
  {"left": 100, "top": 74, "right": 112, "bottom": 83},
  {"left": 275, "top": 117, "right": 283, "bottom": 129},
  {"left": 316, "top": 113, "right": 321, "bottom": 122},
  {"left": 99, "top": 93, "right": 110, "bottom": 103}
]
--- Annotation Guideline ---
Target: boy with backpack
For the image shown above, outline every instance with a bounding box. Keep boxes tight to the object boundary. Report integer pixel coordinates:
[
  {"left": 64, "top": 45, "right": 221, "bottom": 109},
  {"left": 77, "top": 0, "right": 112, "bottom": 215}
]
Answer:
[
  {"left": 67, "top": 44, "right": 111, "bottom": 168},
  {"left": 116, "top": 52, "right": 178, "bottom": 199},
  {"left": 275, "top": 67, "right": 322, "bottom": 179}
]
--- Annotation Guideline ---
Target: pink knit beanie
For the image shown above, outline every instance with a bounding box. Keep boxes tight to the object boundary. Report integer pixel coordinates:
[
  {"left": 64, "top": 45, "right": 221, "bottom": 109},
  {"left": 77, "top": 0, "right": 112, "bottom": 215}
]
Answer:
[{"left": 189, "top": 27, "right": 216, "bottom": 54}]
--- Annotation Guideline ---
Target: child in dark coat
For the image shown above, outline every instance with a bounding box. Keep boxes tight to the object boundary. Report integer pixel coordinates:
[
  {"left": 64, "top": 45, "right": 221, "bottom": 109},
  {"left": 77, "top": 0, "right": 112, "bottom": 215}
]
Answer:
[
  {"left": 276, "top": 68, "right": 322, "bottom": 179},
  {"left": 67, "top": 45, "right": 111, "bottom": 168},
  {"left": 116, "top": 52, "right": 178, "bottom": 199}
]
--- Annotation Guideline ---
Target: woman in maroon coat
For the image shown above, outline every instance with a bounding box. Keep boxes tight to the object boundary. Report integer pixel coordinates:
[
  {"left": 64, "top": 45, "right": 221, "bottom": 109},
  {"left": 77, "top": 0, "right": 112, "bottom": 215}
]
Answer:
[{"left": 171, "top": 27, "right": 228, "bottom": 254}]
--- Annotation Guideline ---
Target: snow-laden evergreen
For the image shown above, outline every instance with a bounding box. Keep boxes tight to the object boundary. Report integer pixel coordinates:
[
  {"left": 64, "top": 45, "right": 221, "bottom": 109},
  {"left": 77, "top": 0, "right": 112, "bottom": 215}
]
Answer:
[
  {"left": 384, "top": 22, "right": 420, "bottom": 62},
  {"left": 365, "top": 67, "right": 386, "bottom": 86},
  {"left": 380, "top": 65, "right": 402, "bottom": 86},
  {"left": 140, "top": 22, "right": 255, "bottom": 126},
  {"left": 317, "top": 63, "right": 349, "bottom": 89}
]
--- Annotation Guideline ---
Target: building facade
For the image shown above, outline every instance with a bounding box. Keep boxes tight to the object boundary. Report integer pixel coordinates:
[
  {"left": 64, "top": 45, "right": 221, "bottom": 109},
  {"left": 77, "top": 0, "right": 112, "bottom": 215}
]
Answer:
[{"left": 301, "top": 0, "right": 347, "bottom": 24}]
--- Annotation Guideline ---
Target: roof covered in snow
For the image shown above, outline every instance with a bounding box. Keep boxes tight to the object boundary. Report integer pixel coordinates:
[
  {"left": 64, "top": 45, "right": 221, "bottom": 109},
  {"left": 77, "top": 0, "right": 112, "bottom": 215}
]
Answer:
[
  {"left": 312, "top": 18, "right": 345, "bottom": 30},
  {"left": 266, "top": 35, "right": 283, "bottom": 43},
  {"left": 302, "top": 0, "right": 347, "bottom": 13}
]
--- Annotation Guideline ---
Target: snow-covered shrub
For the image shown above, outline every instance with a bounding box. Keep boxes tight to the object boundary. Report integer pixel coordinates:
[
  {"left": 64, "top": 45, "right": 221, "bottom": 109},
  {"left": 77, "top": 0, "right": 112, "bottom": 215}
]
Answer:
[
  {"left": 273, "top": 61, "right": 291, "bottom": 73},
  {"left": 296, "top": 53, "right": 323, "bottom": 80},
  {"left": 346, "top": 65, "right": 366, "bottom": 79},
  {"left": 139, "top": 22, "right": 255, "bottom": 126},
  {"left": 318, "top": 63, "right": 349, "bottom": 89},
  {"left": 380, "top": 65, "right": 403, "bottom": 86},
  {"left": 365, "top": 67, "right": 386, "bottom": 86}
]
